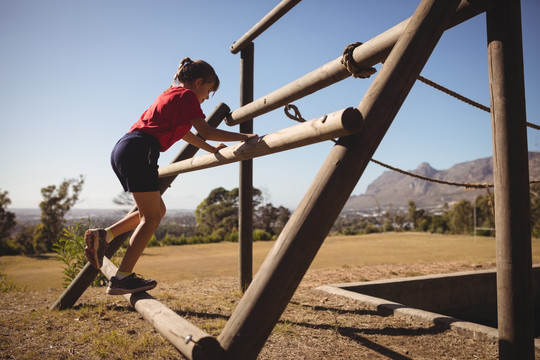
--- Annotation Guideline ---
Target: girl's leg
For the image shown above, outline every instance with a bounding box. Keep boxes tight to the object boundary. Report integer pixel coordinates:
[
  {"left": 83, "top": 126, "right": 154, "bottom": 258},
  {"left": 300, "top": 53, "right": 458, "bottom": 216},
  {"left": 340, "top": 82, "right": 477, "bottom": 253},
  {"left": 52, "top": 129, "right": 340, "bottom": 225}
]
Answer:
[
  {"left": 117, "top": 191, "right": 166, "bottom": 274},
  {"left": 107, "top": 211, "right": 141, "bottom": 238}
]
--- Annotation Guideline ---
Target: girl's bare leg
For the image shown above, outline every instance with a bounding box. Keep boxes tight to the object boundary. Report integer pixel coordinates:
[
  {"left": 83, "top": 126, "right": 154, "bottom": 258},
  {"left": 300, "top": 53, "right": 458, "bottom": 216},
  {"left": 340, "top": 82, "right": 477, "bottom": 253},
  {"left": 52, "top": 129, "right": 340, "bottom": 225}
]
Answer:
[
  {"left": 117, "top": 191, "right": 166, "bottom": 274},
  {"left": 107, "top": 211, "right": 141, "bottom": 238}
]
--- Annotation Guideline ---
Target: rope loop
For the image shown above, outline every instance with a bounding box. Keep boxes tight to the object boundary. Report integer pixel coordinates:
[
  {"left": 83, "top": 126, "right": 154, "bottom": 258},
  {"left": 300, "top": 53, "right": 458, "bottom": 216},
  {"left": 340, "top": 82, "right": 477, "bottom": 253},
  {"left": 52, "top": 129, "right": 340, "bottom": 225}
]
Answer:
[
  {"left": 284, "top": 104, "right": 306, "bottom": 123},
  {"left": 341, "top": 42, "right": 377, "bottom": 79}
]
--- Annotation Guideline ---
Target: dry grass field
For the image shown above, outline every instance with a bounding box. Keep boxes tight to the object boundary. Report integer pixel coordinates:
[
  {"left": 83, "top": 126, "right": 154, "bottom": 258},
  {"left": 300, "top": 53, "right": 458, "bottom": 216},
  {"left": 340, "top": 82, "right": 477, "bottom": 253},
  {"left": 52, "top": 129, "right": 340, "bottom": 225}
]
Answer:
[
  {"left": 1, "top": 232, "right": 539, "bottom": 359},
  {"left": 3, "top": 232, "right": 523, "bottom": 291}
]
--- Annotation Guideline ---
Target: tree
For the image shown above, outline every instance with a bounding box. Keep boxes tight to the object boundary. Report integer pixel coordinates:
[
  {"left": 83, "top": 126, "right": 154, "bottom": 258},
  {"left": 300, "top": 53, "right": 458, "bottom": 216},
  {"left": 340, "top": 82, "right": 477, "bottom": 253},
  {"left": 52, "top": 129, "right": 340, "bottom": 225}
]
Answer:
[
  {"left": 408, "top": 200, "right": 418, "bottom": 229},
  {"left": 530, "top": 183, "right": 540, "bottom": 237},
  {"left": 474, "top": 192, "right": 495, "bottom": 236},
  {"left": 0, "top": 190, "right": 17, "bottom": 255},
  {"left": 0, "top": 190, "right": 16, "bottom": 241},
  {"left": 113, "top": 191, "right": 135, "bottom": 208},
  {"left": 447, "top": 200, "right": 473, "bottom": 234},
  {"left": 196, "top": 187, "right": 237, "bottom": 237},
  {"left": 255, "top": 203, "right": 291, "bottom": 237},
  {"left": 34, "top": 176, "right": 84, "bottom": 252},
  {"left": 196, "top": 187, "right": 287, "bottom": 241}
]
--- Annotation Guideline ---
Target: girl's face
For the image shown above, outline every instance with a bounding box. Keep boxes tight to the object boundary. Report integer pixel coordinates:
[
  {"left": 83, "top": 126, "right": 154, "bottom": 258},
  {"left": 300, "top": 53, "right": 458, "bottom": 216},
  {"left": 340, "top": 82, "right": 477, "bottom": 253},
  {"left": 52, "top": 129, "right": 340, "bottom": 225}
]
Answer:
[{"left": 191, "top": 78, "right": 215, "bottom": 104}]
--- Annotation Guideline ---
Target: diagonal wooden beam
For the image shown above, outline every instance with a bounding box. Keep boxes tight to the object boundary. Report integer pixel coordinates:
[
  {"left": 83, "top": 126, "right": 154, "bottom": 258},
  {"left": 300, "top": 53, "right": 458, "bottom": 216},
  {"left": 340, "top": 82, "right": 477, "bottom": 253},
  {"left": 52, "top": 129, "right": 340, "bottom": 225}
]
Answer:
[{"left": 217, "top": 0, "right": 462, "bottom": 358}]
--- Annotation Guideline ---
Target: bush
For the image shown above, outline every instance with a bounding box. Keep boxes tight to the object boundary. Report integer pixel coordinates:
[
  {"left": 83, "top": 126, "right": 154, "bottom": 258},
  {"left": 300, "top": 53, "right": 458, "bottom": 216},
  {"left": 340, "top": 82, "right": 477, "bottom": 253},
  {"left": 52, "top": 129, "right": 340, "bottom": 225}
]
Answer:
[
  {"left": 253, "top": 229, "right": 272, "bottom": 241},
  {"left": 0, "top": 238, "right": 19, "bottom": 256},
  {"left": 364, "top": 224, "right": 380, "bottom": 234},
  {"left": 147, "top": 234, "right": 159, "bottom": 247},
  {"left": 224, "top": 230, "right": 238, "bottom": 243},
  {"left": 0, "top": 263, "right": 23, "bottom": 292}
]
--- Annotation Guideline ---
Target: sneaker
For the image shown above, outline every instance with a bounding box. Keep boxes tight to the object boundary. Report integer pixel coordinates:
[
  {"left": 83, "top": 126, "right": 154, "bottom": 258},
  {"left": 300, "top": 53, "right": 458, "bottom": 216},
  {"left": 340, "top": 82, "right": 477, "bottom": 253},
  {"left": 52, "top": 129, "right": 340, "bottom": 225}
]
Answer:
[
  {"left": 106, "top": 273, "right": 157, "bottom": 295},
  {"left": 84, "top": 229, "right": 108, "bottom": 269}
]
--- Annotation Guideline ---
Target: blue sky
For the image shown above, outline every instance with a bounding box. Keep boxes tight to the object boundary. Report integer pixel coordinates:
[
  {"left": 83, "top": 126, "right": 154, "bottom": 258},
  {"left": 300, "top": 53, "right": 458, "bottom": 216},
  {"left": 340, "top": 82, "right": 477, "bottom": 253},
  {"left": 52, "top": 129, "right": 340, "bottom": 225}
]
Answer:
[{"left": 1, "top": 0, "right": 539, "bottom": 211}]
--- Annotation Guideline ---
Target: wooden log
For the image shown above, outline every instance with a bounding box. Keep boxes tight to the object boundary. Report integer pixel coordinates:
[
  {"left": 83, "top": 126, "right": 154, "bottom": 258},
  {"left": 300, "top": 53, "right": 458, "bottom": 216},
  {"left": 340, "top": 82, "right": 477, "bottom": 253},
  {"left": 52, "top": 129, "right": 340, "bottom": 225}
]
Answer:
[
  {"left": 158, "top": 107, "right": 362, "bottom": 179},
  {"left": 100, "top": 258, "right": 222, "bottom": 360},
  {"left": 239, "top": 43, "right": 254, "bottom": 292},
  {"left": 487, "top": 0, "right": 534, "bottom": 358},
  {"left": 230, "top": 0, "right": 302, "bottom": 54},
  {"left": 50, "top": 104, "right": 230, "bottom": 310},
  {"left": 217, "top": 0, "right": 462, "bottom": 358},
  {"left": 225, "top": 0, "right": 489, "bottom": 126}
]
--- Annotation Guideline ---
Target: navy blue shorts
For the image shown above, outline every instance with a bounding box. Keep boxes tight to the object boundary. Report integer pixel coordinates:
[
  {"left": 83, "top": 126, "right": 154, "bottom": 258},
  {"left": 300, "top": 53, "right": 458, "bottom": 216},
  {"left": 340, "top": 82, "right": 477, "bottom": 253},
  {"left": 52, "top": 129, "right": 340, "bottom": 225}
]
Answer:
[{"left": 110, "top": 131, "right": 161, "bottom": 193}]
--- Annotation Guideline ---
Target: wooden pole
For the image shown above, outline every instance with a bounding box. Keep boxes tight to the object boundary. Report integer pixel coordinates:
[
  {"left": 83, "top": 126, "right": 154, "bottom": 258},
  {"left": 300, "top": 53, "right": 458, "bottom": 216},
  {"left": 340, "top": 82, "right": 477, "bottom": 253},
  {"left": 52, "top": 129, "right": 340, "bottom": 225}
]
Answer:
[
  {"left": 486, "top": 0, "right": 534, "bottom": 358},
  {"left": 158, "top": 107, "right": 363, "bottom": 179},
  {"left": 50, "top": 104, "right": 230, "bottom": 310},
  {"left": 217, "top": 1, "right": 461, "bottom": 358},
  {"left": 100, "top": 258, "right": 222, "bottom": 360},
  {"left": 225, "top": 0, "right": 488, "bottom": 126},
  {"left": 239, "top": 42, "right": 254, "bottom": 292},
  {"left": 230, "top": 0, "right": 301, "bottom": 54}
]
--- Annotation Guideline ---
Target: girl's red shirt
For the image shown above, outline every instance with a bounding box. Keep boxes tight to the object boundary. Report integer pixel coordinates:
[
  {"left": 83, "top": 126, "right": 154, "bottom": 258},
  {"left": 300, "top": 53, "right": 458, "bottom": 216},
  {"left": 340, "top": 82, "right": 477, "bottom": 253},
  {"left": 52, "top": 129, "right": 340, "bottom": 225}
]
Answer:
[{"left": 129, "top": 86, "right": 205, "bottom": 152}]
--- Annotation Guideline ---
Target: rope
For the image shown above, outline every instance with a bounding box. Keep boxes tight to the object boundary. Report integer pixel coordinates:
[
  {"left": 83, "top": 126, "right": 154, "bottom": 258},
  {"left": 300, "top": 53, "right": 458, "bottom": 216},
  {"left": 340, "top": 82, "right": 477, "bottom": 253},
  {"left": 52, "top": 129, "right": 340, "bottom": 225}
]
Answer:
[
  {"left": 283, "top": 103, "right": 540, "bottom": 190},
  {"left": 417, "top": 75, "right": 491, "bottom": 113},
  {"left": 285, "top": 104, "right": 337, "bottom": 143},
  {"left": 417, "top": 75, "right": 539, "bottom": 130},
  {"left": 341, "top": 42, "right": 377, "bottom": 79},
  {"left": 527, "top": 122, "right": 540, "bottom": 130},
  {"left": 284, "top": 104, "right": 307, "bottom": 123},
  {"left": 369, "top": 158, "right": 493, "bottom": 189},
  {"left": 341, "top": 40, "right": 538, "bottom": 129}
]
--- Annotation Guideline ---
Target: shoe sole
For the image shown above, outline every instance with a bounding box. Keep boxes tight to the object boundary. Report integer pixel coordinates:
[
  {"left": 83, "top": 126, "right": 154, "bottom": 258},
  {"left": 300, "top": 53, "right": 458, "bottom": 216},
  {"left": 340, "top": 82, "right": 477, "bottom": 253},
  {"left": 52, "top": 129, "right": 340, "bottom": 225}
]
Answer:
[
  {"left": 106, "top": 283, "right": 157, "bottom": 295},
  {"left": 84, "top": 230, "right": 101, "bottom": 269}
]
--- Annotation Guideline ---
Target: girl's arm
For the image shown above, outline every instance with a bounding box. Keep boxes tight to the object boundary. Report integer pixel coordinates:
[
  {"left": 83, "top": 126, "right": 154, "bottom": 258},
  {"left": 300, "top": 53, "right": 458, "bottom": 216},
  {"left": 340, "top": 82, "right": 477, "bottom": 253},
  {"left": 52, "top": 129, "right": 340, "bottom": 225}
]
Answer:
[
  {"left": 191, "top": 117, "right": 258, "bottom": 142},
  {"left": 182, "top": 131, "right": 226, "bottom": 153}
]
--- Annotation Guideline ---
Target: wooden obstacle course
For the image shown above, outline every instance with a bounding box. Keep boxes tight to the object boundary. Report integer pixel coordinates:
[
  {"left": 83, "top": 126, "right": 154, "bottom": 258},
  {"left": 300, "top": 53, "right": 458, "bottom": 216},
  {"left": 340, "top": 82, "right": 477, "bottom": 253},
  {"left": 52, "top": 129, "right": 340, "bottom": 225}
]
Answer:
[{"left": 51, "top": 0, "right": 534, "bottom": 359}]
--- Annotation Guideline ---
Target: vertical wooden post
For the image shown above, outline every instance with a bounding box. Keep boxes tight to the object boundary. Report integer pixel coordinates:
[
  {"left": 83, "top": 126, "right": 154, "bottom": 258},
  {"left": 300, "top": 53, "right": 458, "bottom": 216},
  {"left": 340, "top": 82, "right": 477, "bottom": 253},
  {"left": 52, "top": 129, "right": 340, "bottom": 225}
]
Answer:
[
  {"left": 239, "top": 42, "right": 254, "bottom": 292},
  {"left": 486, "top": 0, "right": 534, "bottom": 358},
  {"left": 50, "top": 104, "right": 230, "bottom": 310},
  {"left": 217, "top": 1, "right": 461, "bottom": 358}
]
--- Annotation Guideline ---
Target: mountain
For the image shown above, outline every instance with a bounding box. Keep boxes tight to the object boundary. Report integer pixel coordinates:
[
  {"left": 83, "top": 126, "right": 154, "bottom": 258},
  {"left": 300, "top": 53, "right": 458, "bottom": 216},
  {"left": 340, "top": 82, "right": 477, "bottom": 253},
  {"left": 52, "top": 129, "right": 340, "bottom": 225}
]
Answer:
[{"left": 343, "top": 152, "right": 540, "bottom": 213}]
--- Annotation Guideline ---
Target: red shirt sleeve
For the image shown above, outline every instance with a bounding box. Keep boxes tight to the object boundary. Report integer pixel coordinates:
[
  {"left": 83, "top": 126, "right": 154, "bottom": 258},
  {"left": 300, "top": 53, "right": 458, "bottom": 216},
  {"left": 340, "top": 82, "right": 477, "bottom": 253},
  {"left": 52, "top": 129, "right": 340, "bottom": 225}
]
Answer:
[{"left": 130, "top": 87, "right": 205, "bottom": 151}]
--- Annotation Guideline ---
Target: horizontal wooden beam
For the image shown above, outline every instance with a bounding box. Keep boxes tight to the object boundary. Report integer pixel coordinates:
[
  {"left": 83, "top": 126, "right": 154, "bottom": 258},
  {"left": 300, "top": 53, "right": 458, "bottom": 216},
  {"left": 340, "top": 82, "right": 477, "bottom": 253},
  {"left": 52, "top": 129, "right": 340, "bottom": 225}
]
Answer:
[
  {"left": 158, "top": 107, "right": 362, "bottom": 179},
  {"left": 230, "top": 0, "right": 302, "bottom": 54},
  {"left": 101, "top": 258, "right": 222, "bottom": 360},
  {"left": 225, "top": 0, "right": 488, "bottom": 126}
]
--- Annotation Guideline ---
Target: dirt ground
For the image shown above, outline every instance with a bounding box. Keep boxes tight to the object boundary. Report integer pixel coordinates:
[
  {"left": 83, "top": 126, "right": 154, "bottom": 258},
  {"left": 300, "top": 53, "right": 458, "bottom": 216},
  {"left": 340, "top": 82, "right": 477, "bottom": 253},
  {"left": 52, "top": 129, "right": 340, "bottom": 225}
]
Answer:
[{"left": 2, "top": 260, "right": 539, "bottom": 359}]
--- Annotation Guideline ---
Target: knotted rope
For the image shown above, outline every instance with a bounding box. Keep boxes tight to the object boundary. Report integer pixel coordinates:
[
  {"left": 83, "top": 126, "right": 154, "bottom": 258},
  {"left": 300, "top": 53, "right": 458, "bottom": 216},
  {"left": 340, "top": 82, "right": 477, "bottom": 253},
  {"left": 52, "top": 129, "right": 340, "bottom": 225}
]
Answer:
[
  {"left": 341, "top": 40, "right": 538, "bottom": 130},
  {"left": 341, "top": 42, "right": 377, "bottom": 79}
]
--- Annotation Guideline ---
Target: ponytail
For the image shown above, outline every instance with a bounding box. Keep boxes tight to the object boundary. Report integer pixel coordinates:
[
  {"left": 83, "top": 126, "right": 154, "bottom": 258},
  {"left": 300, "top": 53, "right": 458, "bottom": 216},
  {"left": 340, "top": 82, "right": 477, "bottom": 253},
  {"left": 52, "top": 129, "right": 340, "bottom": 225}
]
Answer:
[{"left": 171, "top": 58, "right": 220, "bottom": 92}]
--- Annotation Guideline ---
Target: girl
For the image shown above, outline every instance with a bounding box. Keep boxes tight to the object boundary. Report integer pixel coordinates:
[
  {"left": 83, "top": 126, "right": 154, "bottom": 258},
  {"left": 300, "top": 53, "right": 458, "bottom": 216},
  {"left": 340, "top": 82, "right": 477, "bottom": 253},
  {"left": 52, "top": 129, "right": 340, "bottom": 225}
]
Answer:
[{"left": 84, "top": 58, "right": 257, "bottom": 295}]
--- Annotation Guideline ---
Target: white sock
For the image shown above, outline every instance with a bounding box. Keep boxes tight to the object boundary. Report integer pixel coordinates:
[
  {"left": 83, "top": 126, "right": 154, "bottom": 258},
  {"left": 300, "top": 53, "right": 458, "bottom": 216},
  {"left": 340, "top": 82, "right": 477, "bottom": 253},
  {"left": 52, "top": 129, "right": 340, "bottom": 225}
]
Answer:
[
  {"left": 105, "top": 228, "right": 114, "bottom": 243},
  {"left": 115, "top": 271, "right": 130, "bottom": 280}
]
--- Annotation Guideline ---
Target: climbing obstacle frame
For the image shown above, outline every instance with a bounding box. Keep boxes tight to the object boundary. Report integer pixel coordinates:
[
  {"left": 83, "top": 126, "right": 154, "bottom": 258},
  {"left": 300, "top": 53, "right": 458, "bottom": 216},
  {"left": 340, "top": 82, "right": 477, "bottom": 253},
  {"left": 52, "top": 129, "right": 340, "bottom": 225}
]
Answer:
[{"left": 51, "top": 0, "right": 534, "bottom": 359}]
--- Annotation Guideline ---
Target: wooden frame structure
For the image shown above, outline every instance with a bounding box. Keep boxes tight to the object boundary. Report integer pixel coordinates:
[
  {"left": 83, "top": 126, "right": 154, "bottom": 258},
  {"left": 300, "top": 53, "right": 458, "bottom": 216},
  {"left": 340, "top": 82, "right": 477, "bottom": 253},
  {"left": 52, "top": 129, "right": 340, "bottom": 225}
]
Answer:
[{"left": 52, "top": 0, "right": 534, "bottom": 359}]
